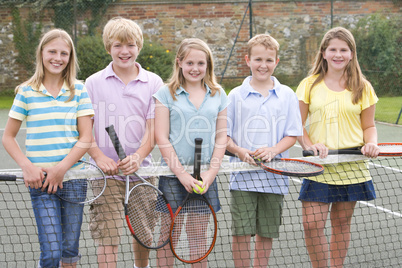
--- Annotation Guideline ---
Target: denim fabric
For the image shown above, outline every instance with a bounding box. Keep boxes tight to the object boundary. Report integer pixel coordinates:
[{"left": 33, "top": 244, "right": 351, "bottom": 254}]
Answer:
[{"left": 30, "top": 180, "right": 84, "bottom": 268}]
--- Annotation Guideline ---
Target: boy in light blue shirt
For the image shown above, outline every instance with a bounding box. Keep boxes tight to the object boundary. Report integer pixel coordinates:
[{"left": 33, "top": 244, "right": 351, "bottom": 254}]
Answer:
[{"left": 226, "top": 34, "right": 303, "bottom": 267}]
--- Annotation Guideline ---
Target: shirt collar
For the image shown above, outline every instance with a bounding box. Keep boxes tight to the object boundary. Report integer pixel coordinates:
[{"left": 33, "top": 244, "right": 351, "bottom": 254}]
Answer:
[
  {"left": 104, "top": 61, "right": 148, "bottom": 82},
  {"left": 176, "top": 84, "right": 212, "bottom": 95},
  {"left": 239, "top": 76, "right": 282, "bottom": 99},
  {"left": 38, "top": 81, "right": 68, "bottom": 96}
]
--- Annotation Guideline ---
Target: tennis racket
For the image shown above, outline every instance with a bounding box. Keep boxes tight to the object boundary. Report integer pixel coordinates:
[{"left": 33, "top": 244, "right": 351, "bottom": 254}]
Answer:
[
  {"left": 0, "top": 160, "right": 106, "bottom": 204},
  {"left": 105, "top": 124, "right": 173, "bottom": 250},
  {"left": 225, "top": 150, "right": 325, "bottom": 177},
  {"left": 302, "top": 143, "right": 402, "bottom": 157},
  {"left": 170, "top": 138, "right": 218, "bottom": 264}
]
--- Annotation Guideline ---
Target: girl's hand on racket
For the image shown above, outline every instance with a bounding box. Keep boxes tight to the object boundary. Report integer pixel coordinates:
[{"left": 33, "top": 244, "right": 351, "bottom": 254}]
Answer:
[
  {"left": 94, "top": 155, "right": 119, "bottom": 176},
  {"left": 252, "top": 147, "right": 277, "bottom": 162},
  {"left": 199, "top": 170, "right": 216, "bottom": 193},
  {"left": 306, "top": 143, "right": 328, "bottom": 158},
  {"left": 22, "top": 164, "right": 44, "bottom": 189},
  {"left": 361, "top": 142, "right": 380, "bottom": 158},
  {"left": 118, "top": 153, "right": 141, "bottom": 175},
  {"left": 178, "top": 172, "right": 199, "bottom": 193},
  {"left": 41, "top": 166, "right": 64, "bottom": 194}
]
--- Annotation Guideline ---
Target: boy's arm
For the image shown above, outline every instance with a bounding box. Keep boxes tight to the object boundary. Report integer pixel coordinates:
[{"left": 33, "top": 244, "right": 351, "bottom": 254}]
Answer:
[
  {"left": 226, "top": 137, "right": 255, "bottom": 165},
  {"left": 2, "top": 117, "right": 45, "bottom": 189},
  {"left": 118, "top": 118, "right": 155, "bottom": 175}
]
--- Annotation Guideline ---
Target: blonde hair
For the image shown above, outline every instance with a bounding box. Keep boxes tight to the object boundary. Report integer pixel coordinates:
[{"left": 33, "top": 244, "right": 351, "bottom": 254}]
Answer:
[
  {"left": 16, "top": 29, "right": 78, "bottom": 102},
  {"left": 247, "top": 34, "right": 280, "bottom": 59},
  {"left": 167, "top": 38, "right": 221, "bottom": 100},
  {"left": 102, "top": 17, "right": 143, "bottom": 52},
  {"left": 309, "top": 27, "right": 369, "bottom": 104}
]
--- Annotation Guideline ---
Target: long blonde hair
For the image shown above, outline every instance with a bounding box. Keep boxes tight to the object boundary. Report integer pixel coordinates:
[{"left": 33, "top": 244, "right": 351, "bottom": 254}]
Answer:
[
  {"left": 309, "top": 27, "right": 369, "bottom": 104},
  {"left": 15, "top": 29, "right": 78, "bottom": 101},
  {"left": 167, "top": 38, "right": 221, "bottom": 100}
]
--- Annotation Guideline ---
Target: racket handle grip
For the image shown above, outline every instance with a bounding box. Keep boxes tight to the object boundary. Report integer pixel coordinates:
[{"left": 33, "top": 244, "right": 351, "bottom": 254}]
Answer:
[
  {"left": 194, "top": 138, "right": 203, "bottom": 180},
  {"left": 105, "top": 125, "right": 127, "bottom": 160},
  {"left": 302, "top": 150, "right": 315, "bottom": 157},
  {"left": 303, "top": 148, "right": 363, "bottom": 157},
  {"left": 225, "top": 150, "right": 236, "bottom": 157},
  {"left": 0, "top": 174, "right": 17, "bottom": 181}
]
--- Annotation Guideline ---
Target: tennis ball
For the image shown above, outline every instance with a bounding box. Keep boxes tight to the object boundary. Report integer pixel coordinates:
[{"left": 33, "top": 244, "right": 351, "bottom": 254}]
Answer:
[{"left": 193, "top": 184, "right": 205, "bottom": 194}]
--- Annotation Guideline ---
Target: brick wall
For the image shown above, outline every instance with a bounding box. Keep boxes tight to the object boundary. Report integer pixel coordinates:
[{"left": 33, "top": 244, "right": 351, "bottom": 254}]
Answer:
[{"left": 0, "top": 0, "right": 400, "bottom": 91}]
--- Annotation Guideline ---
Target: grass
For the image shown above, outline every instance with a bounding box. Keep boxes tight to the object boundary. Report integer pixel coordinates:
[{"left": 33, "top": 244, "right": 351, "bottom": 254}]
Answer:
[
  {"left": 375, "top": 96, "right": 402, "bottom": 125},
  {"left": 0, "top": 95, "right": 14, "bottom": 109},
  {"left": 0, "top": 93, "right": 400, "bottom": 125}
]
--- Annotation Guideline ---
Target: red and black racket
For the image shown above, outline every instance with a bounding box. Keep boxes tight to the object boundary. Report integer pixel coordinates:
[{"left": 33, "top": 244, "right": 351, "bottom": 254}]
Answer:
[
  {"left": 225, "top": 150, "right": 325, "bottom": 177},
  {"left": 302, "top": 143, "right": 402, "bottom": 157},
  {"left": 170, "top": 138, "right": 218, "bottom": 263},
  {"left": 105, "top": 124, "right": 173, "bottom": 250},
  {"left": 0, "top": 160, "right": 106, "bottom": 204}
]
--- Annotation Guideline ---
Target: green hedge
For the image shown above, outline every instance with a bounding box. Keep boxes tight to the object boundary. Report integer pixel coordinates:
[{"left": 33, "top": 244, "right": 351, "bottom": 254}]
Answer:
[{"left": 76, "top": 35, "right": 174, "bottom": 82}]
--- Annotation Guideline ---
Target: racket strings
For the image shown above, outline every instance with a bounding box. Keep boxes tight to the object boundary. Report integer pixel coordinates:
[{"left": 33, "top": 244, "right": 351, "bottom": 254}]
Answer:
[
  {"left": 171, "top": 198, "right": 216, "bottom": 262},
  {"left": 261, "top": 160, "right": 323, "bottom": 173},
  {"left": 57, "top": 161, "right": 106, "bottom": 204},
  {"left": 126, "top": 185, "right": 171, "bottom": 249},
  {"left": 378, "top": 144, "right": 401, "bottom": 153}
]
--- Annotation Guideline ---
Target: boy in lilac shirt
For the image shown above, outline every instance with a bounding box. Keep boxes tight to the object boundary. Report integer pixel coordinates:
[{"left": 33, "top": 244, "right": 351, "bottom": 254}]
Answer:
[
  {"left": 226, "top": 34, "right": 302, "bottom": 267},
  {"left": 85, "top": 17, "right": 163, "bottom": 268}
]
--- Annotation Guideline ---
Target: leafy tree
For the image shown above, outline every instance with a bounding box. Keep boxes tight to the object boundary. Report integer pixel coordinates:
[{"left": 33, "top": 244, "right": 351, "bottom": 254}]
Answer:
[
  {"left": 352, "top": 13, "right": 401, "bottom": 96},
  {"left": 76, "top": 34, "right": 110, "bottom": 80}
]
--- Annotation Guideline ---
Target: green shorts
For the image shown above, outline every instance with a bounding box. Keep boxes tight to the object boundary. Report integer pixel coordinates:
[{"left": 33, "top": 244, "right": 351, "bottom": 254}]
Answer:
[{"left": 230, "top": 190, "right": 283, "bottom": 238}]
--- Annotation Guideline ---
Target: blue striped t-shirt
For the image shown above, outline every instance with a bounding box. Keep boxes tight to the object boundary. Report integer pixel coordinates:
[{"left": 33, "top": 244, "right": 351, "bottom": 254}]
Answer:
[{"left": 9, "top": 81, "right": 94, "bottom": 168}]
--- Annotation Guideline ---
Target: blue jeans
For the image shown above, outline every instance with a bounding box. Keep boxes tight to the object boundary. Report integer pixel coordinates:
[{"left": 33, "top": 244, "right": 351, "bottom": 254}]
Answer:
[{"left": 30, "top": 180, "right": 85, "bottom": 268}]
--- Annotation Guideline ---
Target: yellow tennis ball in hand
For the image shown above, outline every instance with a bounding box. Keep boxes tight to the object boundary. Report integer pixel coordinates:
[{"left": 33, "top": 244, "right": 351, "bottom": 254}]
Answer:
[{"left": 193, "top": 184, "right": 205, "bottom": 194}]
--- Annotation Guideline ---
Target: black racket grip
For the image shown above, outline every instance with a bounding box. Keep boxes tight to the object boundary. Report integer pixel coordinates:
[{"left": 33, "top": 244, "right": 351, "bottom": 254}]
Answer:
[
  {"left": 225, "top": 150, "right": 236, "bottom": 157},
  {"left": 105, "top": 125, "right": 127, "bottom": 160},
  {"left": 0, "top": 174, "right": 17, "bottom": 181},
  {"left": 194, "top": 138, "right": 203, "bottom": 181},
  {"left": 303, "top": 148, "right": 362, "bottom": 157}
]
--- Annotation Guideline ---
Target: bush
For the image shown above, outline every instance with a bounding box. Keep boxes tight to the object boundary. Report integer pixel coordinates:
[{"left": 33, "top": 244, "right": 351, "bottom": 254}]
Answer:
[
  {"left": 77, "top": 36, "right": 174, "bottom": 82},
  {"left": 76, "top": 35, "right": 110, "bottom": 80},
  {"left": 136, "top": 41, "right": 175, "bottom": 82},
  {"left": 11, "top": 7, "right": 42, "bottom": 73},
  {"left": 352, "top": 13, "right": 401, "bottom": 96}
]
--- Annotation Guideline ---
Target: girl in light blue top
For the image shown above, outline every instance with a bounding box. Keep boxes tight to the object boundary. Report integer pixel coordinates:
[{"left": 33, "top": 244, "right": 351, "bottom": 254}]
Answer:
[{"left": 154, "top": 38, "right": 228, "bottom": 268}]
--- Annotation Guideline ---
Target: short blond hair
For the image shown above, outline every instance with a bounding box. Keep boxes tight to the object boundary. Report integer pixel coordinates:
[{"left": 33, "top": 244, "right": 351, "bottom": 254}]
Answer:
[
  {"left": 102, "top": 17, "right": 143, "bottom": 52},
  {"left": 247, "top": 34, "right": 280, "bottom": 59}
]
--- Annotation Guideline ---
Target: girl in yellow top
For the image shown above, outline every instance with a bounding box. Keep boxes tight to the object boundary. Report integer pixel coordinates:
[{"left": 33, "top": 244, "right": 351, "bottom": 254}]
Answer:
[{"left": 296, "top": 27, "right": 380, "bottom": 268}]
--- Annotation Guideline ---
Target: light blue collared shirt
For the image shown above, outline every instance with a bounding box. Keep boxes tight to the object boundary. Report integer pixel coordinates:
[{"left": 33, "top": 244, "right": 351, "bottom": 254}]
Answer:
[
  {"left": 227, "top": 76, "right": 303, "bottom": 194},
  {"left": 154, "top": 84, "right": 228, "bottom": 166}
]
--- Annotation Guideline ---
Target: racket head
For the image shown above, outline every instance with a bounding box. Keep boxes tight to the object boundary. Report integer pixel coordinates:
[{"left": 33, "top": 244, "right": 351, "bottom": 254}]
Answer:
[
  {"left": 378, "top": 142, "right": 402, "bottom": 156},
  {"left": 256, "top": 158, "right": 325, "bottom": 177},
  {"left": 56, "top": 160, "right": 106, "bottom": 204},
  {"left": 125, "top": 183, "right": 173, "bottom": 249},
  {"left": 170, "top": 194, "right": 218, "bottom": 264}
]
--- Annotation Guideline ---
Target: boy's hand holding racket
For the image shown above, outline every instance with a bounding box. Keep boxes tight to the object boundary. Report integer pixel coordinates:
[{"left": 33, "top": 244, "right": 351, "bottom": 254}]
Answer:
[{"left": 118, "top": 152, "right": 142, "bottom": 175}]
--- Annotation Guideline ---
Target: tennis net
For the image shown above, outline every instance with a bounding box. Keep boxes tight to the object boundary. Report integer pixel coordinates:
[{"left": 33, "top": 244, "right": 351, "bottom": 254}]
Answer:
[{"left": 0, "top": 155, "right": 401, "bottom": 267}]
